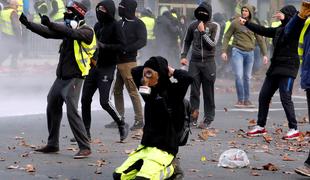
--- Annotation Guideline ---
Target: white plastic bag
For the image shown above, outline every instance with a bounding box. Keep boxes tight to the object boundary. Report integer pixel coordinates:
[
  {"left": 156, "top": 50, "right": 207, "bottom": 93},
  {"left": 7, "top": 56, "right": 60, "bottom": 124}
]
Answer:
[{"left": 218, "top": 149, "right": 250, "bottom": 168}]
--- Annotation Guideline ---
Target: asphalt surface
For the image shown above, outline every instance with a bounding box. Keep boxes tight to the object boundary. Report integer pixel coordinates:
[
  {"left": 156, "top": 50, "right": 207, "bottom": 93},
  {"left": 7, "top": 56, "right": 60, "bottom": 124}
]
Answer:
[{"left": 0, "top": 67, "right": 309, "bottom": 180}]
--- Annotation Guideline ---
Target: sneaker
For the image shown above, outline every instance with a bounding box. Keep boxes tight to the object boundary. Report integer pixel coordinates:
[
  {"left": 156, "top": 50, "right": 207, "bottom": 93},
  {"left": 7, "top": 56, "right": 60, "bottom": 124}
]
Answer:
[
  {"left": 282, "top": 129, "right": 300, "bottom": 140},
  {"left": 295, "top": 165, "right": 310, "bottom": 177},
  {"left": 197, "top": 121, "right": 211, "bottom": 129},
  {"left": 34, "top": 145, "right": 59, "bottom": 153},
  {"left": 118, "top": 123, "right": 129, "bottom": 141},
  {"left": 104, "top": 121, "right": 118, "bottom": 128},
  {"left": 244, "top": 100, "right": 255, "bottom": 108},
  {"left": 246, "top": 125, "right": 267, "bottom": 137},
  {"left": 130, "top": 121, "right": 144, "bottom": 131},
  {"left": 73, "top": 149, "right": 91, "bottom": 159},
  {"left": 191, "top": 110, "right": 199, "bottom": 126},
  {"left": 234, "top": 101, "right": 244, "bottom": 108}
]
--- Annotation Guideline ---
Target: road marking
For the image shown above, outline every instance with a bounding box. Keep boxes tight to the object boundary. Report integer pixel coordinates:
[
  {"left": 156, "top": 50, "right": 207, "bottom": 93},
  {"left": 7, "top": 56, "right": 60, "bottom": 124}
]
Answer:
[{"left": 216, "top": 107, "right": 308, "bottom": 112}]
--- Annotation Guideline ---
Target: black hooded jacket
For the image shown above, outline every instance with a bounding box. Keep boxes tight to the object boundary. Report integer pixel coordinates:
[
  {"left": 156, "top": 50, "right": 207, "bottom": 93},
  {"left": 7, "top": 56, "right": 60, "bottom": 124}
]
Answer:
[
  {"left": 131, "top": 57, "right": 193, "bottom": 155},
  {"left": 94, "top": 0, "right": 126, "bottom": 68},
  {"left": 244, "top": 5, "right": 300, "bottom": 78},
  {"left": 181, "top": 1, "right": 220, "bottom": 62},
  {"left": 117, "top": 0, "right": 147, "bottom": 63}
]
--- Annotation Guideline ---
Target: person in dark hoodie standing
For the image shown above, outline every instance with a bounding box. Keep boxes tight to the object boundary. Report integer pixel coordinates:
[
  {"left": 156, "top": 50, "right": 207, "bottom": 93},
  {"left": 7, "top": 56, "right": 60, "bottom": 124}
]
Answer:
[
  {"left": 109, "top": 0, "right": 146, "bottom": 131},
  {"left": 19, "top": 1, "right": 96, "bottom": 159},
  {"left": 113, "top": 56, "right": 193, "bottom": 180},
  {"left": 180, "top": 1, "right": 220, "bottom": 128},
  {"left": 285, "top": 1, "right": 310, "bottom": 176},
  {"left": 222, "top": 4, "right": 268, "bottom": 108},
  {"left": 241, "top": 5, "right": 301, "bottom": 140},
  {"left": 79, "top": 0, "right": 129, "bottom": 142}
]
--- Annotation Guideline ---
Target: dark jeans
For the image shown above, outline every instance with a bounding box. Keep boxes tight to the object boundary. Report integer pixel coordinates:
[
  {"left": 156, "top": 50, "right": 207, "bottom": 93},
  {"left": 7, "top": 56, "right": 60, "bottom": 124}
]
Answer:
[
  {"left": 257, "top": 76, "right": 297, "bottom": 129},
  {"left": 47, "top": 78, "right": 90, "bottom": 150},
  {"left": 81, "top": 66, "right": 122, "bottom": 135},
  {"left": 305, "top": 89, "right": 310, "bottom": 167},
  {"left": 188, "top": 61, "right": 216, "bottom": 122}
]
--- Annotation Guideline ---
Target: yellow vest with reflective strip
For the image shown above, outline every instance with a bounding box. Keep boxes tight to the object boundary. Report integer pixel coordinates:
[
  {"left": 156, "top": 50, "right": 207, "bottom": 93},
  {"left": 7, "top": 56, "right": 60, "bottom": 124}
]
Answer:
[
  {"left": 271, "top": 21, "right": 281, "bottom": 28},
  {"left": 140, "top": 16, "right": 155, "bottom": 40},
  {"left": 298, "top": 18, "right": 310, "bottom": 64},
  {"left": 17, "top": 0, "right": 23, "bottom": 16},
  {"left": 223, "top": 20, "right": 233, "bottom": 45},
  {"left": 0, "top": 8, "right": 15, "bottom": 36},
  {"left": 51, "top": 0, "right": 65, "bottom": 22},
  {"left": 73, "top": 28, "right": 96, "bottom": 76}
]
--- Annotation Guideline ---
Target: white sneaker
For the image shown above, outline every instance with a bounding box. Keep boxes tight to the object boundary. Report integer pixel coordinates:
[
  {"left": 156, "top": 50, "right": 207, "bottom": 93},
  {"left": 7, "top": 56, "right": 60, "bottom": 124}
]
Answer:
[
  {"left": 247, "top": 125, "right": 267, "bottom": 136},
  {"left": 283, "top": 129, "right": 300, "bottom": 140}
]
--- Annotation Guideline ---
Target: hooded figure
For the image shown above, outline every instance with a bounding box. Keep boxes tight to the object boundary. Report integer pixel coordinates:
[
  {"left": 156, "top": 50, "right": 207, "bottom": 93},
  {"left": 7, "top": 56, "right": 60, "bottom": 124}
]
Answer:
[
  {"left": 118, "top": 0, "right": 136, "bottom": 20},
  {"left": 180, "top": 1, "right": 219, "bottom": 128},
  {"left": 242, "top": 5, "right": 301, "bottom": 140},
  {"left": 113, "top": 56, "right": 193, "bottom": 179},
  {"left": 79, "top": 0, "right": 128, "bottom": 143}
]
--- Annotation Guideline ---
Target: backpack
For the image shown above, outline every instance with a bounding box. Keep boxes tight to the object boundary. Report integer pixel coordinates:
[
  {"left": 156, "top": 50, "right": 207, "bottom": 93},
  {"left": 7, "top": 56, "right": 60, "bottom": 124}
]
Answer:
[{"left": 178, "top": 98, "right": 191, "bottom": 146}]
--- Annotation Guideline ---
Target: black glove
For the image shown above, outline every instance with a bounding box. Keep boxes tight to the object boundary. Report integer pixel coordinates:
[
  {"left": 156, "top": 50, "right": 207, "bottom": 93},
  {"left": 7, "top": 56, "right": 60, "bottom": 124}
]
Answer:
[
  {"left": 19, "top": 13, "right": 30, "bottom": 27},
  {"left": 41, "top": 15, "right": 51, "bottom": 27}
]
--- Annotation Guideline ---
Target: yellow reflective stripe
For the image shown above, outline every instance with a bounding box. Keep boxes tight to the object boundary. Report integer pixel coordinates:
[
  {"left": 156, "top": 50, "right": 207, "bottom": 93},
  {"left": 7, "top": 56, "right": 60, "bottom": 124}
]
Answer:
[{"left": 298, "top": 18, "right": 310, "bottom": 63}]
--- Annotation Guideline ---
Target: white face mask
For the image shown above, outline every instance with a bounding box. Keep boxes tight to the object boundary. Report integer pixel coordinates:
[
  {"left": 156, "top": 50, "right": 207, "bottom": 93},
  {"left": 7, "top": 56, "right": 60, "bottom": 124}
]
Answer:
[{"left": 64, "top": 19, "right": 78, "bottom": 29}]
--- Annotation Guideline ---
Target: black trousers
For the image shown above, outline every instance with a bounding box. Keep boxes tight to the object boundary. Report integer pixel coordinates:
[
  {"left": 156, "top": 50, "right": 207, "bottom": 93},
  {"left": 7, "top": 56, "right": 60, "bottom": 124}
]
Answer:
[
  {"left": 257, "top": 76, "right": 297, "bottom": 129},
  {"left": 188, "top": 61, "right": 216, "bottom": 122},
  {"left": 81, "top": 65, "right": 122, "bottom": 135},
  {"left": 305, "top": 89, "right": 310, "bottom": 166},
  {"left": 47, "top": 78, "right": 90, "bottom": 150}
]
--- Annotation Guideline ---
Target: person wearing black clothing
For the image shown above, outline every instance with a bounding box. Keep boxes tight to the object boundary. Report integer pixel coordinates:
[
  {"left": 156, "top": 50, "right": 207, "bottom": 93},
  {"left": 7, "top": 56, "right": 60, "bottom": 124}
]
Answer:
[
  {"left": 154, "top": 9, "right": 181, "bottom": 68},
  {"left": 80, "top": 0, "right": 129, "bottom": 142},
  {"left": 19, "top": 1, "right": 95, "bottom": 159},
  {"left": 111, "top": 0, "right": 146, "bottom": 131},
  {"left": 242, "top": 5, "right": 301, "bottom": 140},
  {"left": 113, "top": 56, "right": 193, "bottom": 179},
  {"left": 180, "top": 1, "right": 220, "bottom": 128}
]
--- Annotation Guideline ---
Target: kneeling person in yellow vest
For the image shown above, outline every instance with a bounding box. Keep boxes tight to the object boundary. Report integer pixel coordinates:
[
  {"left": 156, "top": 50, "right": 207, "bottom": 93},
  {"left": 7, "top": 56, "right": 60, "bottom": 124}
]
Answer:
[
  {"left": 113, "top": 57, "right": 193, "bottom": 180},
  {"left": 19, "top": 0, "right": 96, "bottom": 159}
]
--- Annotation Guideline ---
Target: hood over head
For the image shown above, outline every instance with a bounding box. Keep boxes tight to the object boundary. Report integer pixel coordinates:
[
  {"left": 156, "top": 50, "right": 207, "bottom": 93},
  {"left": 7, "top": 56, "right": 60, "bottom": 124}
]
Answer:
[
  {"left": 194, "top": 0, "right": 212, "bottom": 22},
  {"left": 96, "top": 0, "right": 115, "bottom": 23},
  {"left": 241, "top": 4, "right": 254, "bottom": 20},
  {"left": 118, "top": 0, "right": 137, "bottom": 19},
  {"left": 279, "top": 5, "right": 297, "bottom": 25},
  {"left": 143, "top": 56, "right": 170, "bottom": 93},
  {"left": 141, "top": 7, "right": 153, "bottom": 18}
]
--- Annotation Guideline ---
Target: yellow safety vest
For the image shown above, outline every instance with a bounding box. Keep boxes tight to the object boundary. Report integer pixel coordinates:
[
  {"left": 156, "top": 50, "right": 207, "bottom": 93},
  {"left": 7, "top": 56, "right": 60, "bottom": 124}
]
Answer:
[
  {"left": 17, "top": 0, "right": 23, "bottom": 16},
  {"left": 140, "top": 16, "right": 155, "bottom": 40},
  {"left": 73, "top": 27, "right": 97, "bottom": 76},
  {"left": 223, "top": 20, "right": 233, "bottom": 45},
  {"left": 271, "top": 21, "right": 281, "bottom": 28},
  {"left": 298, "top": 18, "right": 310, "bottom": 63},
  {"left": 0, "top": 8, "right": 15, "bottom": 36},
  {"left": 51, "top": 0, "right": 65, "bottom": 22}
]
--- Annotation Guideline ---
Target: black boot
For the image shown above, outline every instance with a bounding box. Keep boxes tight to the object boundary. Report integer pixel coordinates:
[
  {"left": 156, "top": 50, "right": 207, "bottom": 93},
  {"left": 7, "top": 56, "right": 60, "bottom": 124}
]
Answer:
[{"left": 118, "top": 121, "right": 129, "bottom": 141}]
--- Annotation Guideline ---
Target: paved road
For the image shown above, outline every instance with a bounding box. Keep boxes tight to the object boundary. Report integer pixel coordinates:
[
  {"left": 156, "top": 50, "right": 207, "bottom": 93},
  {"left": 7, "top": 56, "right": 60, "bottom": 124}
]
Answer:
[{"left": 0, "top": 70, "right": 309, "bottom": 180}]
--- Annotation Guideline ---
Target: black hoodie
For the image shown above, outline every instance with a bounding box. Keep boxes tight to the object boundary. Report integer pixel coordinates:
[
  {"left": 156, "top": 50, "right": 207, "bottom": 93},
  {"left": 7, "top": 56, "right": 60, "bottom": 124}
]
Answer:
[
  {"left": 181, "top": 1, "right": 220, "bottom": 62},
  {"left": 117, "top": 0, "right": 147, "bottom": 63},
  {"left": 131, "top": 56, "right": 193, "bottom": 155},
  {"left": 94, "top": 0, "right": 126, "bottom": 67},
  {"left": 244, "top": 5, "right": 299, "bottom": 78}
]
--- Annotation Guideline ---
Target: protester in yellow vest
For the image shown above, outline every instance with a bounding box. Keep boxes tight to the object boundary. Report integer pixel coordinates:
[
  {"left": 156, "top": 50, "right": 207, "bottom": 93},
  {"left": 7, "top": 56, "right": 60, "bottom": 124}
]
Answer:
[
  {"left": 33, "top": 0, "right": 48, "bottom": 23},
  {"left": 139, "top": 7, "right": 155, "bottom": 63},
  {"left": 19, "top": 0, "right": 96, "bottom": 159},
  {"left": 0, "top": 0, "right": 21, "bottom": 68},
  {"left": 50, "top": 0, "right": 65, "bottom": 22}
]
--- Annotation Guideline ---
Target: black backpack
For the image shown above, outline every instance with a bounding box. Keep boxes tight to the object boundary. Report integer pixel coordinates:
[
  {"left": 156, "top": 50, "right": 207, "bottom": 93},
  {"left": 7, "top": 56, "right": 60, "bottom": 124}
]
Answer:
[{"left": 178, "top": 99, "right": 191, "bottom": 146}]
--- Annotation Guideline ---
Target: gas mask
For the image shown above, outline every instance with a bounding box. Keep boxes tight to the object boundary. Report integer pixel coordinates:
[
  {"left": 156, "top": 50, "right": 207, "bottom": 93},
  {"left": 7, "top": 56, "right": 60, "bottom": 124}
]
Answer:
[
  {"left": 64, "top": 12, "right": 79, "bottom": 29},
  {"left": 138, "top": 67, "right": 159, "bottom": 95}
]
